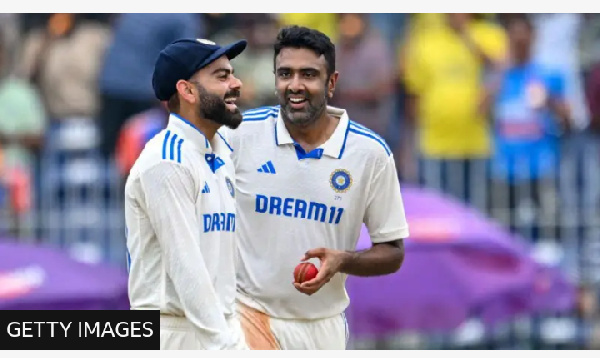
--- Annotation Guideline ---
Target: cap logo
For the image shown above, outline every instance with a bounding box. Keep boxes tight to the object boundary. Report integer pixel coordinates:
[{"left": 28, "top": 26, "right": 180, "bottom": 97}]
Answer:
[{"left": 196, "top": 38, "right": 216, "bottom": 45}]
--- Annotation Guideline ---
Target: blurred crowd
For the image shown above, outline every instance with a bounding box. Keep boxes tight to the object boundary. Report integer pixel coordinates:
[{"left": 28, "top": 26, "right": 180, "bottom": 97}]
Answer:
[
  {"left": 1, "top": 12, "right": 600, "bottom": 252},
  {"left": 0, "top": 12, "right": 599, "bottom": 255},
  {"left": 0, "top": 14, "right": 597, "bottom": 228},
  {"left": 1, "top": 12, "right": 600, "bottom": 348}
]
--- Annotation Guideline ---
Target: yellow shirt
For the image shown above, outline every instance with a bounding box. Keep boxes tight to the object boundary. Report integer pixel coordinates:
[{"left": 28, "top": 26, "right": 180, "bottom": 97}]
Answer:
[
  {"left": 278, "top": 13, "right": 339, "bottom": 43},
  {"left": 404, "top": 20, "right": 507, "bottom": 159}
]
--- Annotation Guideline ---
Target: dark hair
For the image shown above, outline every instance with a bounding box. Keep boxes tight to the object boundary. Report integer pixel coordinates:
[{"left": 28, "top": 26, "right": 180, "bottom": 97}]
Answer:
[
  {"left": 274, "top": 25, "right": 336, "bottom": 76},
  {"left": 167, "top": 93, "right": 180, "bottom": 113}
]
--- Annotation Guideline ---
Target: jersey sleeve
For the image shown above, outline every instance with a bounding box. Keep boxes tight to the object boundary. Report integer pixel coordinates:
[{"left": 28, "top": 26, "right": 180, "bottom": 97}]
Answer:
[
  {"left": 139, "top": 161, "right": 233, "bottom": 349},
  {"left": 363, "top": 155, "right": 410, "bottom": 243}
]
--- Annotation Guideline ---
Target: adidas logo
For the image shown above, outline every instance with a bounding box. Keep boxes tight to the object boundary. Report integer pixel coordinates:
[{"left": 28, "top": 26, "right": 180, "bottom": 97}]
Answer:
[
  {"left": 201, "top": 182, "right": 210, "bottom": 194},
  {"left": 257, "top": 161, "right": 276, "bottom": 174}
]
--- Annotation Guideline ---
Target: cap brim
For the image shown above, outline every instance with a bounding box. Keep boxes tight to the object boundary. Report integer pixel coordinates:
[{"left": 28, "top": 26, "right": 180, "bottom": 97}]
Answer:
[
  {"left": 221, "top": 39, "right": 248, "bottom": 60},
  {"left": 197, "top": 39, "right": 248, "bottom": 70}
]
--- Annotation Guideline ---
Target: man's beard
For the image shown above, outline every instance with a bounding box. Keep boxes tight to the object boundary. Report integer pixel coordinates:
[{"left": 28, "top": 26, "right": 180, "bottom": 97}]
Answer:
[
  {"left": 279, "top": 87, "right": 328, "bottom": 128},
  {"left": 195, "top": 84, "right": 242, "bottom": 129}
]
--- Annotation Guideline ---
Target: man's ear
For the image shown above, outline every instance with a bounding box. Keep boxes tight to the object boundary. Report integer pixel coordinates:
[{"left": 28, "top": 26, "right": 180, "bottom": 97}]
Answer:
[
  {"left": 176, "top": 80, "right": 196, "bottom": 103},
  {"left": 328, "top": 71, "right": 339, "bottom": 99}
]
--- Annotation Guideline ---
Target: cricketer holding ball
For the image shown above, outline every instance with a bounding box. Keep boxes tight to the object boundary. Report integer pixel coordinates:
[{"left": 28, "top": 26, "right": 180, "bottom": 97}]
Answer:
[{"left": 220, "top": 26, "right": 409, "bottom": 350}]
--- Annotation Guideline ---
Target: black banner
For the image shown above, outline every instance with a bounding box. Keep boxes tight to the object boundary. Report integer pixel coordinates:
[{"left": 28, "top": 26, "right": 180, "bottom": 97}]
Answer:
[{"left": 0, "top": 310, "right": 159, "bottom": 350}]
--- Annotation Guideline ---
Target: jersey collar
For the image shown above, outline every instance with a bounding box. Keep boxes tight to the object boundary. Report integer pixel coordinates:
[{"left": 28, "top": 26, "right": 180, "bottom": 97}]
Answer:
[
  {"left": 274, "top": 105, "right": 351, "bottom": 160},
  {"left": 167, "top": 113, "right": 214, "bottom": 154}
]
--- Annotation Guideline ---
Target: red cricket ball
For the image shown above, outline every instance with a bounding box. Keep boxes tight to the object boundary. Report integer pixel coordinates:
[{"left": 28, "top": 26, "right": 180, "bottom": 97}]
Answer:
[{"left": 294, "top": 262, "right": 319, "bottom": 283}]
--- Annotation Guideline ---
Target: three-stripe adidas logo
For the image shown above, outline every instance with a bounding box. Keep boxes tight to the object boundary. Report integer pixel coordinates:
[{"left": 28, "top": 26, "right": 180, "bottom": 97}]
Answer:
[
  {"left": 201, "top": 182, "right": 210, "bottom": 194},
  {"left": 162, "top": 130, "right": 184, "bottom": 163},
  {"left": 257, "top": 161, "right": 276, "bottom": 174}
]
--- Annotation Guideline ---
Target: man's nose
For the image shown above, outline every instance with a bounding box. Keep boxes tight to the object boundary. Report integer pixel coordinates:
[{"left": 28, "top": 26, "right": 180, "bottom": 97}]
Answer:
[
  {"left": 230, "top": 75, "right": 242, "bottom": 90},
  {"left": 288, "top": 75, "right": 304, "bottom": 92}
]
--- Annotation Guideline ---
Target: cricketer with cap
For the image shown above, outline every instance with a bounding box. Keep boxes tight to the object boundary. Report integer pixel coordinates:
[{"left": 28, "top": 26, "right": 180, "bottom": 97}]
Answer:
[{"left": 124, "top": 38, "right": 249, "bottom": 350}]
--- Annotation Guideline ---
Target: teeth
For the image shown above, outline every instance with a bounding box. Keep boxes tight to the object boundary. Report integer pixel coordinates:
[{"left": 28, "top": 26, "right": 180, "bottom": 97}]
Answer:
[{"left": 289, "top": 98, "right": 305, "bottom": 103}]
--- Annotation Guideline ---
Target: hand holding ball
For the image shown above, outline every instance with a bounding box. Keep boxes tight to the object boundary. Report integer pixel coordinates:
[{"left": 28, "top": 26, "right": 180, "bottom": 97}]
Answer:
[{"left": 294, "top": 262, "right": 319, "bottom": 283}]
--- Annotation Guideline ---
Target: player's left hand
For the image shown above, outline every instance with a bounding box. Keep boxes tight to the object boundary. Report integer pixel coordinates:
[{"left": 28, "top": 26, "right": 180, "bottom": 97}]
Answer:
[{"left": 293, "top": 247, "right": 349, "bottom": 296}]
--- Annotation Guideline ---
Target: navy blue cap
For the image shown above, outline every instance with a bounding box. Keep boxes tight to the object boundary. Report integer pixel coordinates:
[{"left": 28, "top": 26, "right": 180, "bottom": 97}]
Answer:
[{"left": 152, "top": 38, "right": 247, "bottom": 101}]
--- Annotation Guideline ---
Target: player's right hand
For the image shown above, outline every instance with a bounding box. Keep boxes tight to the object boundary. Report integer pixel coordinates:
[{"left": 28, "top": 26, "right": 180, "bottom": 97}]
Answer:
[{"left": 293, "top": 247, "right": 350, "bottom": 295}]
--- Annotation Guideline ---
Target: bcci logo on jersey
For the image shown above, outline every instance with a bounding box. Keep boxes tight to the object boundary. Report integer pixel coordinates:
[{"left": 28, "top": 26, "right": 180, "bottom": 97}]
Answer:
[
  {"left": 225, "top": 177, "right": 235, "bottom": 198},
  {"left": 330, "top": 169, "right": 352, "bottom": 193}
]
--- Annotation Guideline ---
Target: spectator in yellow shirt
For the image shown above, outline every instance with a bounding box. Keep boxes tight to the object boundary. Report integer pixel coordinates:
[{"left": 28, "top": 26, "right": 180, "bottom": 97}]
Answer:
[{"left": 402, "top": 13, "right": 507, "bottom": 202}]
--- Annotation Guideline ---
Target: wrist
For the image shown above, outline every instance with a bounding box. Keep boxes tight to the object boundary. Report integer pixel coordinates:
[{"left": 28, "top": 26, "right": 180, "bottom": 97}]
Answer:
[{"left": 339, "top": 250, "right": 358, "bottom": 273}]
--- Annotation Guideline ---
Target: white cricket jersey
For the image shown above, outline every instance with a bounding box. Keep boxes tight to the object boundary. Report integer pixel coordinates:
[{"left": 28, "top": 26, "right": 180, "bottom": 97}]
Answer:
[
  {"left": 220, "top": 105, "right": 409, "bottom": 319},
  {"left": 125, "top": 113, "right": 239, "bottom": 349}
]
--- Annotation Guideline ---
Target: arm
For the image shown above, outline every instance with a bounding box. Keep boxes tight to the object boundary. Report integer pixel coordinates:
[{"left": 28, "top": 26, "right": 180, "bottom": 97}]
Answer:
[
  {"left": 456, "top": 21, "right": 508, "bottom": 70},
  {"left": 459, "top": 30, "right": 497, "bottom": 67},
  {"left": 339, "top": 239, "right": 404, "bottom": 276},
  {"left": 464, "top": 25, "right": 508, "bottom": 120},
  {"left": 297, "top": 239, "right": 404, "bottom": 283},
  {"left": 295, "top": 155, "right": 409, "bottom": 295},
  {"left": 0, "top": 133, "right": 44, "bottom": 150},
  {"left": 548, "top": 97, "right": 571, "bottom": 132},
  {"left": 0, "top": 133, "right": 43, "bottom": 149},
  {"left": 140, "top": 162, "right": 232, "bottom": 349},
  {"left": 546, "top": 72, "right": 572, "bottom": 132}
]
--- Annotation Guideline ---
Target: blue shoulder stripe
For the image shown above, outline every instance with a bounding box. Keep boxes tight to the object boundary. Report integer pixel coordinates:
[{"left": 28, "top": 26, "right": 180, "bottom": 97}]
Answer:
[
  {"left": 176, "top": 138, "right": 184, "bottom": 163},
  {"left": 162, "top": 130, "right": 185, "bottom": 163},
  {"left": 162, "top": 130, "right": 171, "bottom": 160},
  {"left": 243, "top": 106, "right": 280, "bottom": 121},
  {"left": 217, "top": 131, "right": 234, "bottom": 152},
  {"left": 348, "top": 124, "right": 391, "bottom": 156},
  {"left": 243, "top": 105, "right": 279, "bottom": 116},
  {"left": 169, "top": 133, "right": 178, "bottom": 161},
  {"left": 350, "top": 120, "right": 385, "bottom": 137},
  {"left": 349, "top": 121, "right": 391, "bottom": 151}
]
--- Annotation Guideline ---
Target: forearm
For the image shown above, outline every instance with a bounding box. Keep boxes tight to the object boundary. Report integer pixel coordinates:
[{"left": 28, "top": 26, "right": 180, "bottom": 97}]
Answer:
[
  {"left": 549, "top": 99, "right": 572, "bottom": 132},
  {"left": 461, "top": 33, "right": 495, "bottom": 66},
  {"left": 339, "top": 240, "right": 405, "bottom": 277},
  {"left": 19, "top": 135, "right": 44, "bottom": 150},
  {"left": 0, "top": 134, "right": 44, "bottom": 151}
]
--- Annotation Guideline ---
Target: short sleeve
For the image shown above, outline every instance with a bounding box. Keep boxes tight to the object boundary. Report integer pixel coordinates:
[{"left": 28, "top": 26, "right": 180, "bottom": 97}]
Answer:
[{"left": 364, "top": 155, "right": 410, "bottom": 243}]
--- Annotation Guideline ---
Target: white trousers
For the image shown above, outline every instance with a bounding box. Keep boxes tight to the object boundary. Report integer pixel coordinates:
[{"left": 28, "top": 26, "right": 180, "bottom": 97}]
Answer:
[
  {"left": 160, "top": 314, "right": 248, "bottom": 350},
  {"left": 238, "top": 301, "right": 348, "bottom": 350}
]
